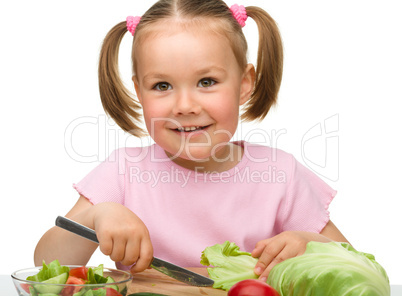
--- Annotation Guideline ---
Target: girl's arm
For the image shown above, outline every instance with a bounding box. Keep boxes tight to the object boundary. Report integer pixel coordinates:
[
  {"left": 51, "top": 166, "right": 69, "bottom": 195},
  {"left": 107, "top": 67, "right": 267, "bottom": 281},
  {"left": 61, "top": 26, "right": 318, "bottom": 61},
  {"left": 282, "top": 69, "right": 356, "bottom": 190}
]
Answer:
[
  {"left": 34, "top": 196, "right": 98, "bottom": 266},
  {"left": 319, "top": 220, "right": 349, "bottom": 242},
  {"left": 251, "top": 220, "right": 349, "bottom": 282},
  {"left": 34, "top": 195, "right": 153, "bottom": 273}
]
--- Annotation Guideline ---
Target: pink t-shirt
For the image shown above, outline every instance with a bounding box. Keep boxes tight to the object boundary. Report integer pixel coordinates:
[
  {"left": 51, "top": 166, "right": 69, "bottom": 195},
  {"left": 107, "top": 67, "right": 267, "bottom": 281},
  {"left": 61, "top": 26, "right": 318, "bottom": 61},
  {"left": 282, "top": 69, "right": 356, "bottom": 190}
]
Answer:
[{"left": 73, "top": 141, "right": 336, "bottom": 269}]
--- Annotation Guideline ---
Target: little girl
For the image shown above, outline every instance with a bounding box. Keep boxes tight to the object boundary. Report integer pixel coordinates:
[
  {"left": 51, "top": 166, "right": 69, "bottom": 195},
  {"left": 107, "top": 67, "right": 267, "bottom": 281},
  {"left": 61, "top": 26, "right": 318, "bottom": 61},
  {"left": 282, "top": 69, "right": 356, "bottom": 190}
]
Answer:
[{"left": 35, "top": 0, "right": 348, "bottom": 282}]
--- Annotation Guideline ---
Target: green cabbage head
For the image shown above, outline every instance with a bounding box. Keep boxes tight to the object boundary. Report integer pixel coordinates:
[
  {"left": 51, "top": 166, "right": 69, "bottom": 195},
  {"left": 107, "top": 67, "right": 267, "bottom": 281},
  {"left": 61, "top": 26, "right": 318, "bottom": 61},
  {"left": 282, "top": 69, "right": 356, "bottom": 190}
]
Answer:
[
  {"left": 267, "top": 241, "right": 390, "bottom": 296},
  {"left": 200, "top": 241, "right": 390, "bottom": 295}
]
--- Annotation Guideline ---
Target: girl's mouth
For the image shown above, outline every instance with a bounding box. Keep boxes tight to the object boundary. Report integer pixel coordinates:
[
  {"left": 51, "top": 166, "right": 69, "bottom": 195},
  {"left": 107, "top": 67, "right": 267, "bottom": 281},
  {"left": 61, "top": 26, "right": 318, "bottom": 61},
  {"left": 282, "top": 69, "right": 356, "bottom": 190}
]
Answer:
[{"left": 174, "top": 125, "right": 211, "bottom": 133}]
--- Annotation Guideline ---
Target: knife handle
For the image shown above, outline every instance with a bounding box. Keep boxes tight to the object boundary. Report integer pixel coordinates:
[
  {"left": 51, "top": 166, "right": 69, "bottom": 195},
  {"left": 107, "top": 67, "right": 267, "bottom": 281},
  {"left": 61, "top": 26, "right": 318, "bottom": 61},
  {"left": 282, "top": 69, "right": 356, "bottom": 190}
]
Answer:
[{"left": 55, "top": 216, "right": 99, "bottom": 243}]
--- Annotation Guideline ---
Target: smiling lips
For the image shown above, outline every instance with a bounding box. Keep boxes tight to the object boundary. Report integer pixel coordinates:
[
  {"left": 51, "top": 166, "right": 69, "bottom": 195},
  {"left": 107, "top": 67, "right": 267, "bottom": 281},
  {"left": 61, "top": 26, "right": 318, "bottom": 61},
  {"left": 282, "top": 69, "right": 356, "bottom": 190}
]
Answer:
[{"left": 174, "top": 125, "right": 211, "bottom": 133}]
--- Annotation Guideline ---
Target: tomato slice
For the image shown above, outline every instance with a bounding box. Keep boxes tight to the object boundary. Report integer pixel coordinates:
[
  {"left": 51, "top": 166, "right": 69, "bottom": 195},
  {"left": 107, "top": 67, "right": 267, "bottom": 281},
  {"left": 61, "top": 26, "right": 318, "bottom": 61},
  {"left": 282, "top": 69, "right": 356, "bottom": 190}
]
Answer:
[
  {"left": 107, "top": 287, "right": 123, "bottom": 296},
  {"left": 69, "top": 266, "right": 89, "bottom": 280},
  {"left": 60, "top": 276, "right": 86, "bottom": 296},
  {"left": 228, "top": 279, "right": 280, "bottom": 296},
  {"left": 20, "top": 283, "right": 31, "bottom": 293}
]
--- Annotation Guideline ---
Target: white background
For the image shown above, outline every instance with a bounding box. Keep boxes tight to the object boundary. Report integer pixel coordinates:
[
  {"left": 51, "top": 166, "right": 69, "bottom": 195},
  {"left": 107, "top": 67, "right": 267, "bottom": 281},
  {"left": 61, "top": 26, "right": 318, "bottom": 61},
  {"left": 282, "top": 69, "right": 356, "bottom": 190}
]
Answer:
[{"left": 1, "top": 0, "right": 401, "bottom": 286}]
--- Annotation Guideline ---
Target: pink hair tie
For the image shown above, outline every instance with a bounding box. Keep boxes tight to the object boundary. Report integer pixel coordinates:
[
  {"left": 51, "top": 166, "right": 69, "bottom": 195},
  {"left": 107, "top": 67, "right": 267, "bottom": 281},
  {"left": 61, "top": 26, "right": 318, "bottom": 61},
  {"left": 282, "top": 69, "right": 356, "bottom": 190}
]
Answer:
[
  {"left": 230, "top": 4, "right": 247, "bottom": 27},
  {"left": 126, "top": 16, "right": 141, "bottom": 36}
]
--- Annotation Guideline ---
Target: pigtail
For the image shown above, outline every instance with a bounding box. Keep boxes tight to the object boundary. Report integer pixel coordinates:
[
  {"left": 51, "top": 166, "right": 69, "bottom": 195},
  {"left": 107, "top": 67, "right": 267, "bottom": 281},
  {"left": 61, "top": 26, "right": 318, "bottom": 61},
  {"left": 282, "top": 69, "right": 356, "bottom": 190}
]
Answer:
[
  {"left": 98, "top": 21, "right": 145, "bottom": 137},
  {"left": 242, "top": 6, "right": 283, "bottom": 121}
]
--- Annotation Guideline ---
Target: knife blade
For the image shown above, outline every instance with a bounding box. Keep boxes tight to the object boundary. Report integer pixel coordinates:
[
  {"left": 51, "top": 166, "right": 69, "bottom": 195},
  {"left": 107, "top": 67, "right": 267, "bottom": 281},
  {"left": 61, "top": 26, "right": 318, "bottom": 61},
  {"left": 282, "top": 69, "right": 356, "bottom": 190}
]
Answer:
[{"left": 55, "top": 215, "right": 214, "bottom": 287}]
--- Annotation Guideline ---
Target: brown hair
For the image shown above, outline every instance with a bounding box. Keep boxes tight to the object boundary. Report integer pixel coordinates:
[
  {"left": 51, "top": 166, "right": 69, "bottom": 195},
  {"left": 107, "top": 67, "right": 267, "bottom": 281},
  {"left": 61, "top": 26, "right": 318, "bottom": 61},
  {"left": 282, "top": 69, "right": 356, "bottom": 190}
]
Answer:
[{"left": 98, "top": 0, "right": 283, "bottom": 137}]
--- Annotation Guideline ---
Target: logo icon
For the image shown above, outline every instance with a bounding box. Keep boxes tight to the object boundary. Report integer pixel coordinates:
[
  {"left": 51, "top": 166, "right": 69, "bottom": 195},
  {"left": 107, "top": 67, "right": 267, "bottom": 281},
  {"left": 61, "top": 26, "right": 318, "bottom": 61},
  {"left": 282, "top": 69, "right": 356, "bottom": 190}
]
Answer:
[{"left": 301, "top": 114, "right": 339, "bottom": 182}]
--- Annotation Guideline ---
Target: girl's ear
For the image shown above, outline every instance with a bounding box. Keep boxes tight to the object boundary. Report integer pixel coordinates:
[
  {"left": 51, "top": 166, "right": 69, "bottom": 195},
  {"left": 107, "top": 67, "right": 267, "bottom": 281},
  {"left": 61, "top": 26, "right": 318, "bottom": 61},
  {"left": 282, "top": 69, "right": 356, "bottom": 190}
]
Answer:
[
  {"left": 239, "top": 63, "right": 256, "bottom": 106},
  {"left": 132, "top": 76, "right": 142, "bottom": 104}
]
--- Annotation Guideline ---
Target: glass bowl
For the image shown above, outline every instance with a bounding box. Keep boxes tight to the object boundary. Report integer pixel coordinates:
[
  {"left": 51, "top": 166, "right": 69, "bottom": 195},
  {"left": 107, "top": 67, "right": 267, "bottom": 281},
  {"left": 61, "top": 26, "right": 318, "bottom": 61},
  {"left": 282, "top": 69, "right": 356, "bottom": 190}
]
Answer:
[{"left": 11, "top": 265, "right": 133, "bottom": 296}]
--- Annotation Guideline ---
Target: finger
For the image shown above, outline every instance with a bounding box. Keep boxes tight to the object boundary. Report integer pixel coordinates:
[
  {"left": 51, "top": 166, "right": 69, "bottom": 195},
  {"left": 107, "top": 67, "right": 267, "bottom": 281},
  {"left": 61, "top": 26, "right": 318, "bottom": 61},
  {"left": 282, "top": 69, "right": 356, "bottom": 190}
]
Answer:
[
  {"left": 258, "top": 254, "right": 286, "bottom": 282},
  {"left": 97, "top": 231, "right": 113, "bottom": 256},
  {"left": 258, "top": 246, "right": 301, "bottom": 282},
  {"left": 130, "top": 239, "right": 153, "bottom": 273},
  {"left": 120, "top": 237, "right": 140, "bottom": 267},
  {"left": 254, "top": 242, "right": 285, "bottom": 276},
  {"left": 109, "top": 237, "right": 128, "bottom": 263},
  {"left": 251, "top": 240, "right": 270, "bottom": 258}
]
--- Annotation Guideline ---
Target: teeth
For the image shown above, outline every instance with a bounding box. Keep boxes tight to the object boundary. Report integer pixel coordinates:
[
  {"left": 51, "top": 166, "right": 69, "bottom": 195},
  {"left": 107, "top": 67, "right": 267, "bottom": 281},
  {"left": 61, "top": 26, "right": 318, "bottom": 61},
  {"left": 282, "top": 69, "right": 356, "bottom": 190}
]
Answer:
[{"left": 177, "top": 126, "right": 201, "bottom": 132}]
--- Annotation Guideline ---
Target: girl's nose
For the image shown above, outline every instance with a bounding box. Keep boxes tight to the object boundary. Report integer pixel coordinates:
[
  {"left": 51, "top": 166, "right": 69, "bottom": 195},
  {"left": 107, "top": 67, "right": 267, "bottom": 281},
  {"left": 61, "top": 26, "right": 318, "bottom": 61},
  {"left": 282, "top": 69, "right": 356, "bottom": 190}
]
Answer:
[{"left": 172, "top": 91, "right": 201, "bottom": 116}]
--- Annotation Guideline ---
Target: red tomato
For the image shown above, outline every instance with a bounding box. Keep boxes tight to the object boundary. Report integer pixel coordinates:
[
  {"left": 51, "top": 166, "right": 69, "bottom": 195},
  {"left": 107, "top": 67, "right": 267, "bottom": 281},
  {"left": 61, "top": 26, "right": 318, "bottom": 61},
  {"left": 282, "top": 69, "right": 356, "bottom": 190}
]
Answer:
[
  {"left": 69, "top": 266, "right": 88, "bottom": 280},
  {"left": 94, "top": 287, "right": 122, "bottom": 296},
  {"left": 106, "top": 287, "right": 123, "bottom": 296},
  {"left": 60, "top": 276, "right": 86, "bottom": 296},
  {"left": 228, "top": 279, "right": 280, "bottom": 296},
  {"left": 21, "top": 283, "right": 31, "bottom": 293}
]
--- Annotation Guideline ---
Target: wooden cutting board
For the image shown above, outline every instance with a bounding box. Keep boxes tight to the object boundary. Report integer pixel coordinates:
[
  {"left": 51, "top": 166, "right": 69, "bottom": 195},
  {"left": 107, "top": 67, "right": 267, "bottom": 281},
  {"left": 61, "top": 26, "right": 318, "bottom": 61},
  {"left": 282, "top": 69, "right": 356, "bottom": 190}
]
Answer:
[{"left": 127, "top": 268, "right": 226, "bottom": 295}]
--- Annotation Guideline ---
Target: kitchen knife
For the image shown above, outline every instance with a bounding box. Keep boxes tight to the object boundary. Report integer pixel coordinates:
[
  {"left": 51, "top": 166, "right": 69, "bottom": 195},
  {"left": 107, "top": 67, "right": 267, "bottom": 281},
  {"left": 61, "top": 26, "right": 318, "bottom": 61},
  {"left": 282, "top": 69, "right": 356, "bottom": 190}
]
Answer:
[{"left": 55, "top": 215, "right": 214, "bottom": 287}]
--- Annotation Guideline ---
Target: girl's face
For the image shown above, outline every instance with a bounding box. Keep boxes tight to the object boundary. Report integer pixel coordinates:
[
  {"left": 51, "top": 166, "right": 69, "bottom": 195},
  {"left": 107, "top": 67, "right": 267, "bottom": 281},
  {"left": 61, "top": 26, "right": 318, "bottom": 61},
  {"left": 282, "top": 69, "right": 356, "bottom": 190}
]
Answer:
[{"left": 133, "top": 23, "right": 254, "bottom": 170}]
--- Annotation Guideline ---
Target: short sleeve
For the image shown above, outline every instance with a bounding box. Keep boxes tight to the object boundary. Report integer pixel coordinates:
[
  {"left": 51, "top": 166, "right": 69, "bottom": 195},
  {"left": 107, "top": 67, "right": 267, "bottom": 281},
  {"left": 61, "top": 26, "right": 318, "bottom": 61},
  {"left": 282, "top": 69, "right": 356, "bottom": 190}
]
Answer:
[
  {"left": 279, "top": 156, "right": 337, "bottom": 233},
  {"left": 73, "top": 149, "right": 125, "bottom": 205}
]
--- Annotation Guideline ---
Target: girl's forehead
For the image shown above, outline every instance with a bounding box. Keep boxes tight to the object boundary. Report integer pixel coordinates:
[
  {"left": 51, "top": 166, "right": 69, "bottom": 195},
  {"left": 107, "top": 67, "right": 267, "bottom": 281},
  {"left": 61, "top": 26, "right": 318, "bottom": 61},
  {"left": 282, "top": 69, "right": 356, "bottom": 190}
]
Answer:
[
  {"left": 136, "top": 17, "right": 229, "bottom": 41},
  {"left": 133, "top": 22, "right": 242, "bottom": 79},
  {"left": 136, "top": 23, "right": 231, "bottom": 59},
  {"left": 132, "top": 16, "right": 247, "bottom": 73}
]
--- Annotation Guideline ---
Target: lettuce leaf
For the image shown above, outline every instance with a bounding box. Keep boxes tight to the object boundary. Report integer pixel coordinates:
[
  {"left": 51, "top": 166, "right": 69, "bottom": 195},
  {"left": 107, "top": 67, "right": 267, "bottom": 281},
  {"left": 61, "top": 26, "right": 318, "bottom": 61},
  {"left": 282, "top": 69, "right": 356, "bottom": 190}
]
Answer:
[
  {"left": 200, "top": 241, "right": 258, "bottom": 290},
  {"left": 87, "top": 264, "right": 107, "bottom": 284},
  {"left": 267, "top": 241, "right": 390, "bottom": 296},
  {"left": 26, "top": 259, "right": 69, "bottom": 282}
]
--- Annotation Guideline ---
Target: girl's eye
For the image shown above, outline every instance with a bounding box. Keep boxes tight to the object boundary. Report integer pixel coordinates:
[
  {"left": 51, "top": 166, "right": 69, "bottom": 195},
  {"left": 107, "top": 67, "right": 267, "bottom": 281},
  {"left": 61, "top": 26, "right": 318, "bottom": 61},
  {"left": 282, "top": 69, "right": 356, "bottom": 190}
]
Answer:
[
  {"left": 198, "top": 78, "right": 216, "bottom": 88},
  {"left": 154, "top": 82, "right": 172, "bottom": 91}
]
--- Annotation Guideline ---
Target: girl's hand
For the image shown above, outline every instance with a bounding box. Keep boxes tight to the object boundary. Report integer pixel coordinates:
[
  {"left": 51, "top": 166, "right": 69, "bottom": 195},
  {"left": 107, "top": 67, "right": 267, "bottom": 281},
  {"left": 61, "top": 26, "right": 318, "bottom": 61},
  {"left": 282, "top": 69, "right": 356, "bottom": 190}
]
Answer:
[
  {"left": 92, "top": 202, "right": 153, "bottom": 273},
  {"left": 251, "top": 231, "right": 332, "bottom": 282}
]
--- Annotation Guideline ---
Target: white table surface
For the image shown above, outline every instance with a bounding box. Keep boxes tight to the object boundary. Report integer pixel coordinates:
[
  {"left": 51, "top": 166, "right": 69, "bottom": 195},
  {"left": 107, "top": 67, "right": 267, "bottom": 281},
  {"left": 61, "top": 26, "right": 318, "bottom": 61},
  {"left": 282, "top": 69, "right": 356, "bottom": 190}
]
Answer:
[
  {"left": 2, "top": 275, "right": 402, "bottom": 295},
  {"left": 2, "top": 275, "right": 17, "bottom": 295}
]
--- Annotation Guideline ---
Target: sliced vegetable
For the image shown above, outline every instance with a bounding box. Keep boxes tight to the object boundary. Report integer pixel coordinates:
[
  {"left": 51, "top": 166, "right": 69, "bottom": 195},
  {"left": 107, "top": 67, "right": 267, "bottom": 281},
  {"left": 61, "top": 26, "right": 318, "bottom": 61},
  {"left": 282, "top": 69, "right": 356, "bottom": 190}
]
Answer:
[
  {"left": 34, "top": 272, "right": 68, "bottom": 294},
  {"left": 60, "top": 276, "right": 85, "bottom": 296},
  {"left": 93, "top": 264, "right": 104, "bottom": 276},
  {"left": 267, "top": 241, "right": 391, "bottom": 295},
  {"left": 228, "top": 279, "right": 280, "bottom": 296},
  {"left": 20, "top": 283, "right": 31, "bottom": 293},
  {"left": 97, "top": 287, "right": 122, "bottom": 296},
  {"left": 27, "top": 260, "right": 69, "bottom": 282},
  {"left": 127, "top": 293, "right": 169, "bottom": 296},
  {"left": 89, "top": 288, "right": 122, "bottom": 296},
  {"left": 87, "top": 266, "right": 108, "bottom": 285},
  {"left": 200, "top": 241, "right": 258, "bottom": 290},
  {"left": 69, "top": 266, "right": 89, "bottom": 280},
  {"left": 105, "top": 276, "right": 119, "bottom": 292},
  {"left": 24, "top": 260, "right": 123, "bottom": 296},
  {"left": 83, "top": 288, "right": 121, "bottom": 296},
  {"left": 28, "top": 286, "right": 38, "bottom": 296}
]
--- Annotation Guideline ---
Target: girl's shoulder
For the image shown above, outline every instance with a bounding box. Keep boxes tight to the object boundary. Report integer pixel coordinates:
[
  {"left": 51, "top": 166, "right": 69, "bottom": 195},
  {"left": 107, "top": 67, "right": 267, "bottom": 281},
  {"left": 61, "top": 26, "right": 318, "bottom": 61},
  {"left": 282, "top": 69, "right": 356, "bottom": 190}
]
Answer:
[
  {"left": 239, "top": 140, "right": 295, "bottom": 166},
  {"left": 108, "top": 144, "right": 158, "bottom": 162},
  {"left": 108, "top": 144, "right": 176, "bottom": 169}
]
